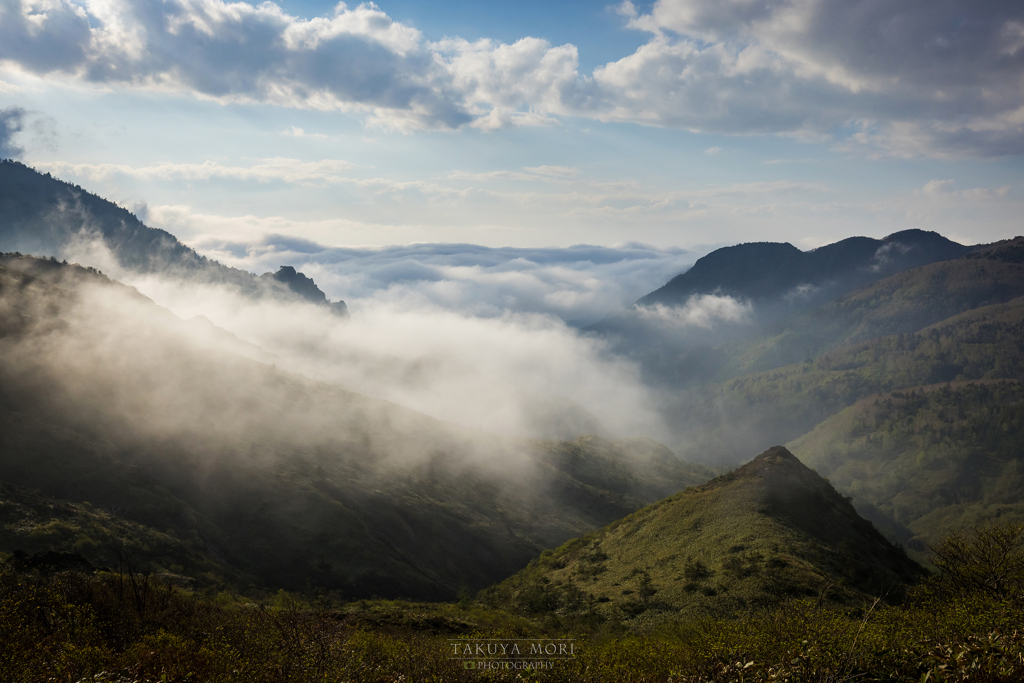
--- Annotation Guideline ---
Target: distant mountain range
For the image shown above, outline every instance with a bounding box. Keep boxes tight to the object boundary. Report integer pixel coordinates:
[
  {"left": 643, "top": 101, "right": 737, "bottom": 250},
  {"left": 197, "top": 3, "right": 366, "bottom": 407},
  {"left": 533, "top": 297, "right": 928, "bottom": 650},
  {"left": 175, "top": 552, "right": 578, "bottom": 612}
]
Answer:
[
  {"left": 637, "top": 229, "right": 970, "bottom": 308},
  {"left": 0, "top": 160, "right": 347, "bottom": 315}
]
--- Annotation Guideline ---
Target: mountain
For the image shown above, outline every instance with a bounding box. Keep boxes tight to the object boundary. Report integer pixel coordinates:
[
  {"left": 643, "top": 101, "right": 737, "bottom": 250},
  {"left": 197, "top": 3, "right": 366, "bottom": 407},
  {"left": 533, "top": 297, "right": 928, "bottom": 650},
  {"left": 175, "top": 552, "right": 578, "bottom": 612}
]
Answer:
[
  {"left": 0, "top": 254, "right": 712, "bottom": 598},
  {"left": 790, "top": 380, "right": 1024, "bottom": 559},
  {"left": 0, "top": 160, "right": 347, "bottom": 315},
  {"left": 669, "top": 276, "right": 1024, "bottom": 465},
  {"left": 627, "top": 238, "right": 1024, "bottom": 558},
  {"left": 481, "top": 446, "right": 923, "bottom": 622},
  {"left": 722, "top": 237, "right": 1024, "bottom": 377},
  {"left": 638, "top": 229, "right": 969, "bottom": 308}
]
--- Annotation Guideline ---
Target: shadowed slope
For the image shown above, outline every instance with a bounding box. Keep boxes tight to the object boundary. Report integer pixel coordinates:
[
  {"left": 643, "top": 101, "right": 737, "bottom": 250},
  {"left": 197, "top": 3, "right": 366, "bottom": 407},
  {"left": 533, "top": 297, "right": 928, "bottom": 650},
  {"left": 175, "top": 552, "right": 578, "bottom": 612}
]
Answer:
[
  {"left": 0, "top": 161, "right": 347, "bottom": 314},
  {"left": 638, "top": 230, "right": 967, "bottom": 308},
  {"left": 0, "top": 256, "right": 711, "bottom": 599}
]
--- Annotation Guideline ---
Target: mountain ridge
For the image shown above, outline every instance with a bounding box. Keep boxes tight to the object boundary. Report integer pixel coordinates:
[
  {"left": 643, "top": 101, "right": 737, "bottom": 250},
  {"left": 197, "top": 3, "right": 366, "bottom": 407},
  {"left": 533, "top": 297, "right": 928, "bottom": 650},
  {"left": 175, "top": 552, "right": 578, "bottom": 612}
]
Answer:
[
  {"left": 481, "top": 446, "right": 923, "bottom": 623},
  {"left": 638, "top": 229, "right": 970, "bottom": 308},
  {"left": 0, "top": 160, "right": 347, "bottom": 315}
]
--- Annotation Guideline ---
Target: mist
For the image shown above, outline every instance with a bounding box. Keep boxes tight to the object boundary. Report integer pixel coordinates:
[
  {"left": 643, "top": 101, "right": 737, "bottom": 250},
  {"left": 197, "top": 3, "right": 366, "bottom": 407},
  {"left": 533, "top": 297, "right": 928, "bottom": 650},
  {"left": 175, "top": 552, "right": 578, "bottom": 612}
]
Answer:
[
  {"left": 193, "top": 236, "right": 700, "bottom": 326},
  {"left": 0, "top": 251, "right": 719, "bottom": 597},
  {"left": 107, "top": 270, "right": 669, "bottom": 444}
]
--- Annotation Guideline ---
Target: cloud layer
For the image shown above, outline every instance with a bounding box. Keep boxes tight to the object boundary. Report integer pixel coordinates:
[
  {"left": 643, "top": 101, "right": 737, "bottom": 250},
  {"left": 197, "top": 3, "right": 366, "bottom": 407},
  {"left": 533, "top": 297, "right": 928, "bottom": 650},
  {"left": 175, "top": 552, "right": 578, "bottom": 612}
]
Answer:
[
  {"left": 1, "top": 0, "right": 1021, "bottom": 154},
  {"left": 188, "top": 237, "right": 697, "bottom": 324}
]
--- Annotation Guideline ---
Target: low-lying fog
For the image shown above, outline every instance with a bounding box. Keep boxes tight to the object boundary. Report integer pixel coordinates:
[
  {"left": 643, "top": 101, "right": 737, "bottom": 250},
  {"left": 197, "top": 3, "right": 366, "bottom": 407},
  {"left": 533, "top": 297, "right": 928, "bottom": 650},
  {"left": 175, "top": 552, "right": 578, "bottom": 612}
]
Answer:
[{"left": 53, "top": 236, "right": 754, "bottom": 448}]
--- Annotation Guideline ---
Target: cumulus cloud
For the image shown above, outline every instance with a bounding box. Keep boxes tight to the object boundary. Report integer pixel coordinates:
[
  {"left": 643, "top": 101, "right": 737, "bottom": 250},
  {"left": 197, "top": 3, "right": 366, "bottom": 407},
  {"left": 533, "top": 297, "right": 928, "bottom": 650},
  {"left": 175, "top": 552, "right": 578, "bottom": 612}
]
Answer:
[
  {"left": 2, "top": 0, "right": 1018, "bottom": 155},
  {"left": 0, "top": 0, "right": 572, "bottom": 131},
  {"left": 0, "top": 106, "right": 26, "bottom": 158},
  {"left": 601, "top": 0, "right": 1024, "bottom": 157}
]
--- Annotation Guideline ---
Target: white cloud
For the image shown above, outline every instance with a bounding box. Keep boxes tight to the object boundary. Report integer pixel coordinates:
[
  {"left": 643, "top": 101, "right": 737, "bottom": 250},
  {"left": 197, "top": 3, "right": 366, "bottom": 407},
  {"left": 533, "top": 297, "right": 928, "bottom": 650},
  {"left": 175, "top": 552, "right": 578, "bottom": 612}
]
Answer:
[
  {"left": 182, "top": 236, "right": 698, "bottom": 324},
  {"left": 596, "top": 0, "right": 1024, "bottom": 158},
  {"left": 704, "top": 146, "right": 721, "bottom": 155},
  {"left": 635, "top": 294, "right": 753, "bottom": 329},
  {"left": 61, "top": 245, "right": 672, "bottom": 441},
  {"left": 36, "top": 157, "right": 356, "bottom": 184},
  {"left": 921, "top": 179, "right": 1011, "bottom": 200},
  {"left": 2, "top": 0, "right": 1017, "bottom": 156},
  {"left": 281, "top": 126, "right": 334, "bottom": 140}
]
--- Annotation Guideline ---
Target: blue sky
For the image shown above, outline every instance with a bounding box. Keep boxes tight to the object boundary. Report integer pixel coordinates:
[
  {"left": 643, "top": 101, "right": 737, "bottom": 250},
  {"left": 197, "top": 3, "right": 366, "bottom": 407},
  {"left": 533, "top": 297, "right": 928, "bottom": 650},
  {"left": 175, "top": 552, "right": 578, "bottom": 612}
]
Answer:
[{"left": 1, "top": 0, "right": 1022, "bottom": 263}]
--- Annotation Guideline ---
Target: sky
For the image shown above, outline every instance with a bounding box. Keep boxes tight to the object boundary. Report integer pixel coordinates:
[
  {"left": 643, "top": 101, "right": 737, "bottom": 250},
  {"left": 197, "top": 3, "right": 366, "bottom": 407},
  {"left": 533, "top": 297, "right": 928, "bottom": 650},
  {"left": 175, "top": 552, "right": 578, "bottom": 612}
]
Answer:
[{"left": 1, "top": 0, "right": 1023, "bottom": 301}]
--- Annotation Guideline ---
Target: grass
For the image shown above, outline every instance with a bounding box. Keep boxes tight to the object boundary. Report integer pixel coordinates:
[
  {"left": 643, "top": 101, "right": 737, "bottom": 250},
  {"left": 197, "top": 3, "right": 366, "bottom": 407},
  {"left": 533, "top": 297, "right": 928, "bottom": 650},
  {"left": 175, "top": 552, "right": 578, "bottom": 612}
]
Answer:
[
  {"left": 1, "top": 560, "right": 1022, "bottom": 682},
  {"left": 480, "top": 448, "right": 923, "bottom": 626}
]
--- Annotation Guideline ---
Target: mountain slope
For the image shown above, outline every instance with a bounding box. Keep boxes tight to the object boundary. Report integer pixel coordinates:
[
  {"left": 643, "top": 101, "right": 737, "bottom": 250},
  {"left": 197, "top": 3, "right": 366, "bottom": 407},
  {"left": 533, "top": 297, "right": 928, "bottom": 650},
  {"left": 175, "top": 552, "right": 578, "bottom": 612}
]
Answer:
[
  {"left": 0, "top": 160, "right": 347, "bottom": 315},
  {"left": 638, "top": 229, "right": 968, "bottom": 308},
  {"left": 789, "top": 380, "right": 1024, "bottom": 556},
  {"left": 482, "top": 446, "right": 923, "bottom": 622},
  {"left": 0, "top": 255, "right": 712, "bottom": 598},
  {"left": 725, "top": 238, "right": 1024, "bottom": 376}
]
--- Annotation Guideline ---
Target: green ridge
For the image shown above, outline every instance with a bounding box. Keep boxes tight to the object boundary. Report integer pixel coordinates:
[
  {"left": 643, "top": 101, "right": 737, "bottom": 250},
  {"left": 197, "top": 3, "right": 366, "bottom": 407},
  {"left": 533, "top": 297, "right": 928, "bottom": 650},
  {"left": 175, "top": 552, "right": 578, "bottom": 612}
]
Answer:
[{"left": 482, "top": 446, "right": 923, "bottom": 624}]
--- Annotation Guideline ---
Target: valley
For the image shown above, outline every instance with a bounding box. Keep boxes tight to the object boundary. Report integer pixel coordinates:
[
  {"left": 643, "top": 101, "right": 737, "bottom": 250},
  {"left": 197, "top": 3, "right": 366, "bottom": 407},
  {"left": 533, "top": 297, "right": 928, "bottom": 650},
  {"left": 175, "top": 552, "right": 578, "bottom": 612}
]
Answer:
[{"left": 0, "top": 163, "right": 1022, "bottom": 681}]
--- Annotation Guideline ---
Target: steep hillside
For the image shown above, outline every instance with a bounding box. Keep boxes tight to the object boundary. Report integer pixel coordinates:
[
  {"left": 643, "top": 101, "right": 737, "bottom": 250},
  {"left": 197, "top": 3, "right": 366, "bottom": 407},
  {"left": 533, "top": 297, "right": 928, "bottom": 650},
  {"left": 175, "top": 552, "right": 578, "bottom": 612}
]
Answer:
[
  {"left": 0, "top": 161, "right": 347, "bottom": 314},
  {"left": 0, "top": 256, "right": 711, "bottom": 599},
  {"left": 727, "top": 238, "right": 1024, "bottom": 375},
  {"left": 638, "top": 230, "right": 967, "bottom": 307},
  {"left": 482, "top": 447, "right": 922, "bottom": 623},
  {"left": 595, "top": 231, "right": 978, "bottom": 392},
  {"left": 667, "top": 252, "right": 1024, "bottom": 464},
  {"left": 789, "top": 380, "right": 1024, "bottom": 555}
]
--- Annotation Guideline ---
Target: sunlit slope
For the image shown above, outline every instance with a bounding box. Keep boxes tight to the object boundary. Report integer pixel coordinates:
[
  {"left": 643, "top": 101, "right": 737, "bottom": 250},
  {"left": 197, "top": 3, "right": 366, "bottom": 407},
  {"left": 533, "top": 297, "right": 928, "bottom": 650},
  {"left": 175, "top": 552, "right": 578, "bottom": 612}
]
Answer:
[
  {"left": 789, "top": 380, "right": 1024, "bottom": 556},
  {"left": 723, "top": 238, "right": 1024, "bottom": 377},
  {"left": 0, "top": 257, "right": 712, "bottom": 599},
  {"left": 483, "top": 447, "right": 922, "bottom": 622},
  {"left": 672, "top": 272, "right": 1024, "bottom": 464}
]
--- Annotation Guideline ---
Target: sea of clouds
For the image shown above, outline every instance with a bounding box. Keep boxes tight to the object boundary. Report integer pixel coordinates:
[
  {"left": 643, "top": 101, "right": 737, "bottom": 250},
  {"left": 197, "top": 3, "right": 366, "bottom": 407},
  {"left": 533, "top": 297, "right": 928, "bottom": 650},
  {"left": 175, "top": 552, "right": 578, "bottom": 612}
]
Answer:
[
  {"left": 193, "top": 236, "right": 700, "bottom": 325},
  {"left": 61, "top": 235, "right": 710, "bottom": 443}
]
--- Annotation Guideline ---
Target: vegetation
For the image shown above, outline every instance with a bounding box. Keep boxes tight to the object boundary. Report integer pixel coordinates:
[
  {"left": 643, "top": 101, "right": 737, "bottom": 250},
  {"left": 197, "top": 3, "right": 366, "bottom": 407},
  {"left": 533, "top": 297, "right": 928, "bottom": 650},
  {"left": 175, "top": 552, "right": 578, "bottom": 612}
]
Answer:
[
  {"left": 671, "top": 288, "right": 1024, "bottom": 464},
  {"left": 790, "top": 380, "right": 1024, "bottom": 555},
  {"left": 480, "top": 447, "right": 923, "bottom": 624},
  {"left": 0, "top": 521, "right": 1021, "bottom": 682}
]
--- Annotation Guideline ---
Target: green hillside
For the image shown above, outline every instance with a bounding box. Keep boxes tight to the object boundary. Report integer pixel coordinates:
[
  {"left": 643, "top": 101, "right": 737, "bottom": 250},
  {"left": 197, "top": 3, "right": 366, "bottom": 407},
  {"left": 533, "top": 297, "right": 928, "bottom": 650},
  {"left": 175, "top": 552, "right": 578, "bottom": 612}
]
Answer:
[
  {"left": 481, "top": 447, "right": 922, "bottom": 624},
  {"left": 789, "top": 380, "right": 1024, "bottom": 556},
  {"left": 0, "top": 256, "right": 712, "bottom": 599},
  {"left": 727, "top": 243, "right": 1024, "bottom": 377},
  {"left": 672, "top": 287, "right": 1024, "bottom": 464}
]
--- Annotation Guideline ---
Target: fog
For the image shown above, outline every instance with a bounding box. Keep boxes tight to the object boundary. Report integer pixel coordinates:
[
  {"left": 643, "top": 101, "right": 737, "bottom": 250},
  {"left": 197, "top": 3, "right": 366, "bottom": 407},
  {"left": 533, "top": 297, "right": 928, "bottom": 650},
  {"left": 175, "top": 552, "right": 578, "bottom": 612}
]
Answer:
[
  {"left": 194, "top": 236, "right": 700, "bottom": 325},
  {"left": 3, "top": 231, "right": 781, "bottom": 472},
  {"left": 0, "top": 258, "right": 529, "bottom": 481},
  {"left": 104, "top": 270, "right": 669, "bottom": 444}
]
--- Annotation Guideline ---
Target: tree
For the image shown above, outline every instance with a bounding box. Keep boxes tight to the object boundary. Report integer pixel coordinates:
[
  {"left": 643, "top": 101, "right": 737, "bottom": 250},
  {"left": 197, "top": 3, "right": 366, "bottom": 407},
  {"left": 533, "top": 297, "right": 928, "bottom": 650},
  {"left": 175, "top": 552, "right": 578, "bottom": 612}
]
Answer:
[{"left": 930, "top": 522, "right": 1024, "bottom": 600}]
